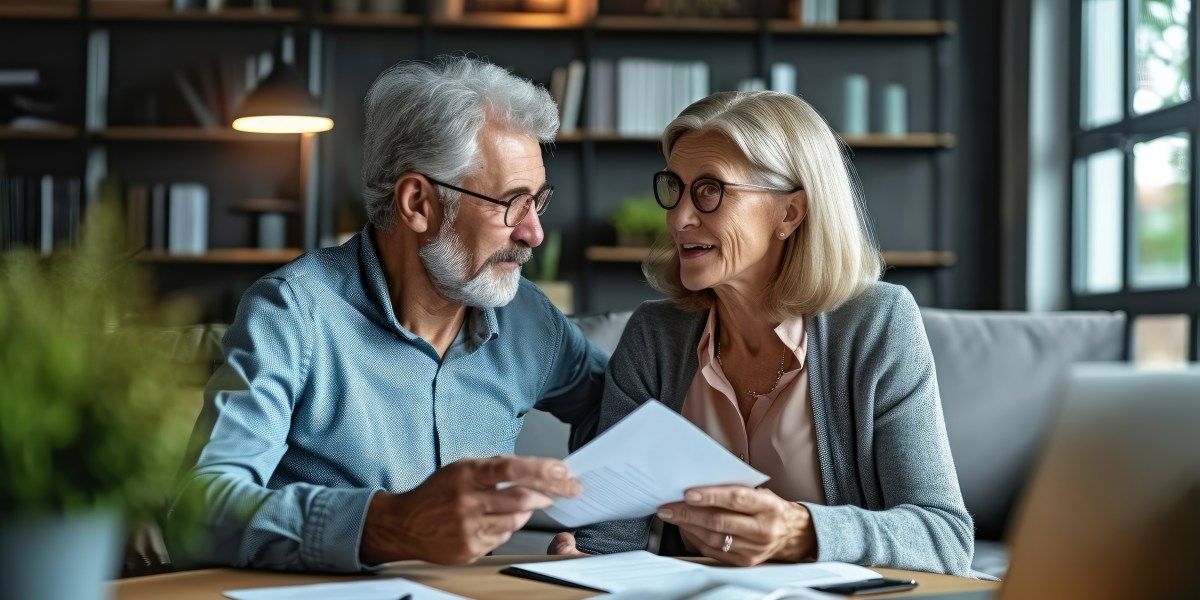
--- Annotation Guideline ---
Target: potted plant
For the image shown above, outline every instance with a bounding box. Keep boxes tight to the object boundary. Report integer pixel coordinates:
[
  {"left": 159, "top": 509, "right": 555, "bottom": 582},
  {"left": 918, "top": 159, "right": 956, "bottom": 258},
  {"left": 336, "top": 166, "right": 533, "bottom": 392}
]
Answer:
[
  {"left": 609, "top": 196, "right": 667, "bottom": 248},
  {"left": 524, "top": 229, "right": 573, "bottom": 313},
  {"left": 0, "top": 205, "right": 198, "bottom": 600}
]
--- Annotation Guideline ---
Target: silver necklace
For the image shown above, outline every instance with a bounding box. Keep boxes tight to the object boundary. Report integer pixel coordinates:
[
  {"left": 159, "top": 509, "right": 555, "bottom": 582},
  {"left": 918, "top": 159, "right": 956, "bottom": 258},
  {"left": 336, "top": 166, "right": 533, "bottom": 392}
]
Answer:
[{"left": 715, "top": 336, "right": 789, "bottom": 399}]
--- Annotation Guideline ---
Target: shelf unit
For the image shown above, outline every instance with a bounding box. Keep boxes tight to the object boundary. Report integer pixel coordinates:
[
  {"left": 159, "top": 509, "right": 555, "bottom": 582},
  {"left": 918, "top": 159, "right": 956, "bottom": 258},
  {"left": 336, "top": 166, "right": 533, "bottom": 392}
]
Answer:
[
  {"left": 137, "top": 248, "right": 302, "bottom": 264},
  {"left": 557, "top": 131, "right": 955, "bottom": 148},
  {"left": 1, "top": 3, "right": 317, "bottom": 276},
  {"left": 1, "top": 0, "right": 962, "bottom": 316},
  {"left": 95, "top": 127, "right": 299, "bottom": 142},
  {"left": 0, "top": 4, "right": 78, "bottom": 19},
  {"left": 586, "top": 246, "right": 957, "bottom": 268},
  {"left": 88, "top": 4, "right": 301, "bottom": 22},
  {"left": 0, "top": 126, "right": 80, "bottom": 140}
]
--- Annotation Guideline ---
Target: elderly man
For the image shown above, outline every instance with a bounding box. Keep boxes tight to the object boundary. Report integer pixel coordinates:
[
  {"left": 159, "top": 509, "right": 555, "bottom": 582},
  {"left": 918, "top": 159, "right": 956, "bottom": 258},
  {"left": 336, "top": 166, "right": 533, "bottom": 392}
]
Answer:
[{"left": 168, "top": 56, "right": 606, "bottom": 572}]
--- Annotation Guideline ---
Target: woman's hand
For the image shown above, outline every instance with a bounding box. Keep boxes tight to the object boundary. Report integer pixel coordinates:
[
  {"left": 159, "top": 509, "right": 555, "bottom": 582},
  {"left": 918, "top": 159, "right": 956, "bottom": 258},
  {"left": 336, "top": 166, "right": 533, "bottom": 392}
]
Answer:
[{"left": 656, "top": 485, "right": 817, "bottom": 567}]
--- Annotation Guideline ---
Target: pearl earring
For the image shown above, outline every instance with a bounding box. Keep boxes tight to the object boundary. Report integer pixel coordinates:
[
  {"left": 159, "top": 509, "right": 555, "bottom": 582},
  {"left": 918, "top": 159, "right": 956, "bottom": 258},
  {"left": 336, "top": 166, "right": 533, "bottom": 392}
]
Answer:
[{"left": 778, "top": 232, "right": 786, "bottom": 239}]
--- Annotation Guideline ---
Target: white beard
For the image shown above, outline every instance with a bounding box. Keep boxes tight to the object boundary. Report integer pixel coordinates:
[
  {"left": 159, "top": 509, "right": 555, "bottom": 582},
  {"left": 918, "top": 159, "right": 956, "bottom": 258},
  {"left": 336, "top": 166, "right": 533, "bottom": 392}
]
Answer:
[{"left": 419, "top": 209, "right": 531, "bottom": 308}]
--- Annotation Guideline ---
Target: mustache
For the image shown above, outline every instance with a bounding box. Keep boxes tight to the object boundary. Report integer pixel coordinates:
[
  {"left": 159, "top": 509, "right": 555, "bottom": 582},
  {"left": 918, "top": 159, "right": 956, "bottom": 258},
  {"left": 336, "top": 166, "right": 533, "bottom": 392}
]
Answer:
[{"left": 487, "top": 245, "right": 533, "bottom": 266}]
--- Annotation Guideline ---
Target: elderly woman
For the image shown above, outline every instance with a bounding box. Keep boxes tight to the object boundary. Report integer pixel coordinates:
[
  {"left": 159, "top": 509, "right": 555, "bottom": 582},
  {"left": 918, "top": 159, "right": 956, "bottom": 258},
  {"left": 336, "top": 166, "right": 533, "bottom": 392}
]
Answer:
[{"left": 553, "top": 91, "right": 973, "bottom": 576}]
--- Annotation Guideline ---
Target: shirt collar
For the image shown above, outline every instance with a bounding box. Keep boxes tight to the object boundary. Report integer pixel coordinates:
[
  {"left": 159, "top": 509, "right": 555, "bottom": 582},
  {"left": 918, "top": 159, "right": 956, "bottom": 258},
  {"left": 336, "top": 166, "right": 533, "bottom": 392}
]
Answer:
[
  {"left": 357, "top": 225, "right": 499, "bottom": 348},
  {"left": 696, "top": 308, "right": 808, "bottom": 370}
]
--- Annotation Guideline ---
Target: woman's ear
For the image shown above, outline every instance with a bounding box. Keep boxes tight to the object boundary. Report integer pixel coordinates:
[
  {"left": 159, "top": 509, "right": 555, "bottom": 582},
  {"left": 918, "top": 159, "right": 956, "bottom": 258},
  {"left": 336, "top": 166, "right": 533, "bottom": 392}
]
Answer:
[
  {"left": 393, "top": 173, "right": 437, "bottom": 234},
  {"left": 778, "top": 190, "right": 807, "bottom": 239}
]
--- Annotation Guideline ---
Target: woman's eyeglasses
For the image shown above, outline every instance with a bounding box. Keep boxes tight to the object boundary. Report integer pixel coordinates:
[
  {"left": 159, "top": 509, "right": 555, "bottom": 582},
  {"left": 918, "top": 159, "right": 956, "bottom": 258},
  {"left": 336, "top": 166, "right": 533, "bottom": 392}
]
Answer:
[{"left": 652, "top": 170, "right": 801, "bottom": 213}]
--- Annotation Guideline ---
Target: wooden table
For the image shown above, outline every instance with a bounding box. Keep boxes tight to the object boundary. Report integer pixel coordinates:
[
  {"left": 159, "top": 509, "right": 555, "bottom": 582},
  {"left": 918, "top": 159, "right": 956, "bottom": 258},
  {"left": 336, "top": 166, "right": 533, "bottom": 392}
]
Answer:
[{"left": 113, "top": 555, "right": 999, "bottom": 599}]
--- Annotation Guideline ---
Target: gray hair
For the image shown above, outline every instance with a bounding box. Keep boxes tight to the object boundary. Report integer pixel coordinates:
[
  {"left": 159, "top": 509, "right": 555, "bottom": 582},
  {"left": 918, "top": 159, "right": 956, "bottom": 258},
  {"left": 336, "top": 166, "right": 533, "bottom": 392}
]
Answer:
[
  {"left": 645, "top": 91, "right": 883, "bottom": 318},
  {"left": 361, "top": 55, "right": 560, "bottom": 230}
]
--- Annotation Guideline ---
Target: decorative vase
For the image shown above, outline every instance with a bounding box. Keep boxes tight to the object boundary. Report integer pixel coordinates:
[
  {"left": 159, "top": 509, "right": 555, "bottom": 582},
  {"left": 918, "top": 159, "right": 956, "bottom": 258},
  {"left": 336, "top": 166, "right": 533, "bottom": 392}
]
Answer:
[{"left": 1, "top": 511, "right": 122, "bottom": 600}]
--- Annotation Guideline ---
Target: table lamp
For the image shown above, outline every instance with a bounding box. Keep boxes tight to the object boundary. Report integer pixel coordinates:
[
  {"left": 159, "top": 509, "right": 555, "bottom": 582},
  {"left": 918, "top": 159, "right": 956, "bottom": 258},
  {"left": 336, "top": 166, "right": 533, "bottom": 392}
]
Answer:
[{"left": 232, "top": 62, "right": 333, "bottom": 250}]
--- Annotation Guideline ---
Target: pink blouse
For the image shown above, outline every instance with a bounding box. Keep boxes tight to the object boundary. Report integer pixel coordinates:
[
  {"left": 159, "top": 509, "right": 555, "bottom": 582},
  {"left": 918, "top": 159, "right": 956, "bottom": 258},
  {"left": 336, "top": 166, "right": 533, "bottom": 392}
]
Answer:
[{"left": 681, "top": 311, "right": 826, "bottom": 504}]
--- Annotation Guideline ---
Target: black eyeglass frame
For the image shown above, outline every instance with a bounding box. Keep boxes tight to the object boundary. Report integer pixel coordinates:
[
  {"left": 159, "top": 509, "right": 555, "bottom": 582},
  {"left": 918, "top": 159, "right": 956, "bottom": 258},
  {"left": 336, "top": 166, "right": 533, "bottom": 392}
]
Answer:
[
  {"left": 423, "top": 175, "right": 554, "bottom": 227},
  {"left": 652, "top": 170, "right": 802, "bottom": 213}
]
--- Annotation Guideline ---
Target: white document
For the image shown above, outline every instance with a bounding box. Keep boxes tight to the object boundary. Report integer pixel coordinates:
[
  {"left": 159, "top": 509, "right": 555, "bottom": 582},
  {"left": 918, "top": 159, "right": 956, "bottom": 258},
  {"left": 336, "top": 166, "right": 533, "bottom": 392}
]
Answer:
[
  {"left": 509, "top": 551, "right": 880, "bottom": 597},
  {"left": 224, "top": 576, "right": 469, "bottom": 600},
  {"left": 543, "top": 400, "right": 769, "bottom": 527}
]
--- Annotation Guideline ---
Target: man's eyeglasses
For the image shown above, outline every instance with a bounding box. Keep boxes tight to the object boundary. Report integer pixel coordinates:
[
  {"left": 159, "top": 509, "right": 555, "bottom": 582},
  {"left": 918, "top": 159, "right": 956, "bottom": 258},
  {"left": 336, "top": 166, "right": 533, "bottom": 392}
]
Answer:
[
  {"left": 424, "top": 175, "right": 553, "bottom": 227},
  {"left": 652, "top": 170, "right": 802, "bottom": 213}
]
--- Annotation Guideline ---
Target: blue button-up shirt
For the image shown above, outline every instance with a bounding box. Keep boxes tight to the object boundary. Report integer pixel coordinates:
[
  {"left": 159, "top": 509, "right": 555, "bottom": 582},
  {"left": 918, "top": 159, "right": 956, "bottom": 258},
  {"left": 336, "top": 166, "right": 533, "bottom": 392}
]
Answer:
[{"left": 172, "top": 226, "right": 607, "bottom": 572}]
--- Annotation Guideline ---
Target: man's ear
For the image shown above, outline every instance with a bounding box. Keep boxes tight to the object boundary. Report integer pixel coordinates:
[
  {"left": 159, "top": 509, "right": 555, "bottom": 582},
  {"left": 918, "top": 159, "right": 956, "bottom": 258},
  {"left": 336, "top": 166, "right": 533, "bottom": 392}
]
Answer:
[
  {"left": 394, "top": 173, "right": 439, "bottom": 234},
  {"left": 778, "top": 190, "right": 808, "bottom": 239}
]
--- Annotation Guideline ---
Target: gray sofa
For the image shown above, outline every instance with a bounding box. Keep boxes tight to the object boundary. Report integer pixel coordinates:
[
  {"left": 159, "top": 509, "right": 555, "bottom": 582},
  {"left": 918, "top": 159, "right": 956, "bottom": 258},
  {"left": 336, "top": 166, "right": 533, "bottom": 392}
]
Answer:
[
  {"left": 137, "top": 307, "right": 1125, "bottom": 579},
  {"left": 501, "top": 307, "right": 1128, "bottom": 580}
]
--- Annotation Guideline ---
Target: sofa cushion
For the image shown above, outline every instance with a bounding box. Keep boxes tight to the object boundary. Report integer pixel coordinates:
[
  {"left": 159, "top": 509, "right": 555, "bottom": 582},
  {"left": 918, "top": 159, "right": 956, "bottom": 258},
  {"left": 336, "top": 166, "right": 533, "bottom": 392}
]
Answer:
[{"left": 920, "top": 308, "right": 1126, "bottom": 541}]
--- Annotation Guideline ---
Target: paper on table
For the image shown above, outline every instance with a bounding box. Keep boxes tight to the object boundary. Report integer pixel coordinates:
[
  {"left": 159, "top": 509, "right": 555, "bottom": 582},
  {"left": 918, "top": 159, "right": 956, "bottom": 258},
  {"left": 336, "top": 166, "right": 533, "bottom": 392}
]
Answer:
[
  {"left": 224, "top": 576, "right": 469, "bottom": 600},
  {"left": 543, "top": 400, "right": 768, "bottom": 527},
  {"left": 508, "top": 551, "right": 881, "bottom": 596}
]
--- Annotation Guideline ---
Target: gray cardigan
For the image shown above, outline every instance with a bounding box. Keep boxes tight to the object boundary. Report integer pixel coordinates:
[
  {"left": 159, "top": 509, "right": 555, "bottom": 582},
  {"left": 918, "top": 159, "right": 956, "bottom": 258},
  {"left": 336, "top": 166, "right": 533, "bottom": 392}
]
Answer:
[{"left": 573, "top": 282, "right": 975, "bottom": 576}]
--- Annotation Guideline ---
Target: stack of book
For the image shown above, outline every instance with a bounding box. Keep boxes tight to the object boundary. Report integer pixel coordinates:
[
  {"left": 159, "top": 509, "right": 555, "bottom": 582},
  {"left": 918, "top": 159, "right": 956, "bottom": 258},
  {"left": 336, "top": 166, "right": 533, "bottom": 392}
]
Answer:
[
  {"left": 122, "top": 182, "right": 210, "bottom": 255},
  {"left": 0, "top": 68, "right": 62, "bottom": 129},
  {"left": 170, "top": 52, "right": 273, "bottom": 128},
  {"left": 0, "top": 170, "right": 85, "bottom": 254},
  {"left": 792, "top": 0, "right": 840, "bottom": 26},
  {"left": 549, "top": 58, "right": 711, "bottom": 137}
]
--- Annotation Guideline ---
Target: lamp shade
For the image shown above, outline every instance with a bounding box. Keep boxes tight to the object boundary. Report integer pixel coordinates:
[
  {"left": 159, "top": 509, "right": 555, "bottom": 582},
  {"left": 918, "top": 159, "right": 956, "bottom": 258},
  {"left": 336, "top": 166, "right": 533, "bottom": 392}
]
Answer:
[{"left": 232, "top": 64, "right": 333, "bottom": 134}]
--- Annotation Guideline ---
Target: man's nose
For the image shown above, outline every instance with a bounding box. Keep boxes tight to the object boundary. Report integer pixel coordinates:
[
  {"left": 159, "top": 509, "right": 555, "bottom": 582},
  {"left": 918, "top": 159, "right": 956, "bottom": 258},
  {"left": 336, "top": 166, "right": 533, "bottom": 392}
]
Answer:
[{"left": 512, "top": 207, "right": 544, "bottom": 248}]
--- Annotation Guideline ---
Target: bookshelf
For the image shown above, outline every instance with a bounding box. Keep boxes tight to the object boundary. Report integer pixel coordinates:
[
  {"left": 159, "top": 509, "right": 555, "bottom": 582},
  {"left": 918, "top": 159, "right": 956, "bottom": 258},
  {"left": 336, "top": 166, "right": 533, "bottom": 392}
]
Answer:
[
  {"left": 96, "top": 126, "right": 298, "bottom": 142},
  {"left": 0, "top": 126, "right": 80, "bottom": 140},
  {"left": 0, "top": 0, "right": 966, "bottom": 317},
  {"left": 768, "top": 19, "right": 956, "bottom": 36},
  {"left": 585, "top": 246, "right": 957, "bottom": 268},
  {"left": 592, "top": 15, "right": 758, "bottom": 32},
  {"left": 137, "top": 248, "right": 302, "bottom": 264},
  {"left": 555, "top": 131, "right": 956, "bottom": 148},
  {"left": 0, "top": 4, "right": 78, "bottom": 19},
  {"left": 88, "top": 5, "right": 301, "bottom": 23}
]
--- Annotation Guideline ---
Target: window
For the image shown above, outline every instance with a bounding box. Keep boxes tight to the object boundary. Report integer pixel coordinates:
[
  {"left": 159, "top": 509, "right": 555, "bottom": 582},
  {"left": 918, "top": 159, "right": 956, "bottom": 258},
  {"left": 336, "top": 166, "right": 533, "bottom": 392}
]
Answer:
[{"left": 1071, "top": 0, "right": 1199, "bottom": 361}]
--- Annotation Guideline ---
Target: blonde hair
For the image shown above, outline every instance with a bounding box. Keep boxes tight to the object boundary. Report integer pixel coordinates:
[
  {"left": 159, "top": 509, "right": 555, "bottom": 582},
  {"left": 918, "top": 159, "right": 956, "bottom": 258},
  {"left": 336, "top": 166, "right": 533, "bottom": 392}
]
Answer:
[{"left": 643, "top": 91, "right": 883, "bottom": 319}]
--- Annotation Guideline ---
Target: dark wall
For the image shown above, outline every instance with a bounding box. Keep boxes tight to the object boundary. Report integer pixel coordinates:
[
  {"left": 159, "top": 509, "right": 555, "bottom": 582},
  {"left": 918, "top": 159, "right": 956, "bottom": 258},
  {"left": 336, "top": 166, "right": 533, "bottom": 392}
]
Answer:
[{"left": 952, "top": 0, "right": 1003, "bottom": 309}]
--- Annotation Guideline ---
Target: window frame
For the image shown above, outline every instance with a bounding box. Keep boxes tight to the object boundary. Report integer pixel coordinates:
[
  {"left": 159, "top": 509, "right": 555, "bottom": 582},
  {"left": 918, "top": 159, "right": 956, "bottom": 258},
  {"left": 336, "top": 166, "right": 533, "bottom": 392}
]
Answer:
[{"left": 1069, "top": 0, "right": 1200, "bottom": 362}]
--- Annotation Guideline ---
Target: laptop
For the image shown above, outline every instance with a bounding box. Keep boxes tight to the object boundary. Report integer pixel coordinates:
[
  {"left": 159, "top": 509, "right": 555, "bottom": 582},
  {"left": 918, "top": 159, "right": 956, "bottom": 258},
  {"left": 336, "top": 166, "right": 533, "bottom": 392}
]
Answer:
[{"left": 915, "top": 365, "right": 1200, "bottom": 599}]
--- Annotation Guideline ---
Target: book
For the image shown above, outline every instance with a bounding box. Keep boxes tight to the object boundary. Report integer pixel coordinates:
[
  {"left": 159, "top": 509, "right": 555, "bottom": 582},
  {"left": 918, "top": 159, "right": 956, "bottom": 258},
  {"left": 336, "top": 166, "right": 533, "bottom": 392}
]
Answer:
[
  {"left": 585, "top": 58, "right": 614, "bottom": 133},
  {"left": 174, "top": 69, "right": 218, "bottom": 128},
  {"left": 150, "top": 183, "right": 167, "bottom": 251},
  {"left": 168, "top": 183, "right": 208, "bottom": 255},
  {"left": 125, "top": 183, "right": 149, "bottom": 252},
  {"left": 549, "top": 66, "right": 566, "bottom": 112},
  {"left": 86, "top": 30, "right": 109, "bottom": 131},
  {"left": 560, "top": 59, "right": 586, "bottom": 134}
]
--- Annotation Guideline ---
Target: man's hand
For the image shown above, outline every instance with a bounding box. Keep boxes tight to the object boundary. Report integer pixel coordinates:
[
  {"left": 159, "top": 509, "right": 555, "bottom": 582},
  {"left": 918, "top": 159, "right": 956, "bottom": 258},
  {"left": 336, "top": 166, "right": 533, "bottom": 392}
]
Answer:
[
  {"left": 657, "top": 485, "right": 817, "bottom": 567},
  {"left": 360, "top": 455, "right": 581, "bottom": 565},
  {"left": 547, "top": 532, "right": 589, "bottom": 557}
]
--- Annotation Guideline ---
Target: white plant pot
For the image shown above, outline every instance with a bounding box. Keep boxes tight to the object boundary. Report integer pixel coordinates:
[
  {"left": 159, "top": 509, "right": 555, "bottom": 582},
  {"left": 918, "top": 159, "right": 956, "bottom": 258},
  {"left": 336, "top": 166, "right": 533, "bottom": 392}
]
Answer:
[{"left": 1, "top": 511, "right": 122, "bottom": 600}]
